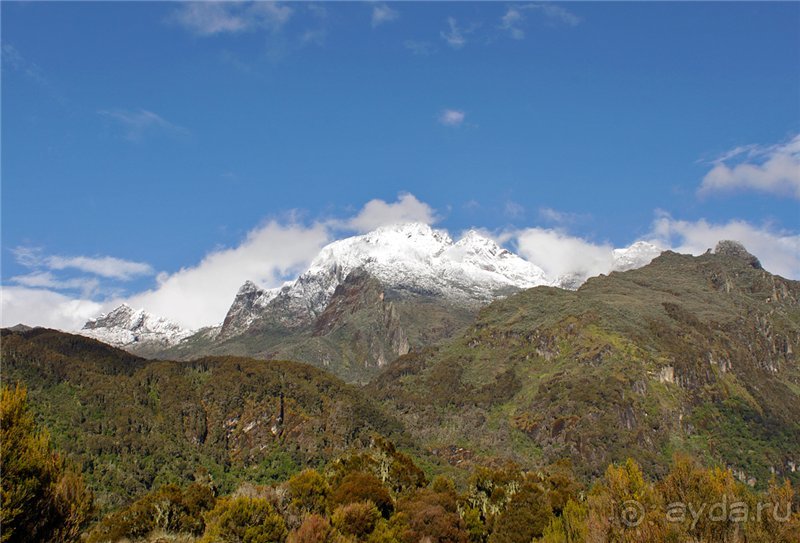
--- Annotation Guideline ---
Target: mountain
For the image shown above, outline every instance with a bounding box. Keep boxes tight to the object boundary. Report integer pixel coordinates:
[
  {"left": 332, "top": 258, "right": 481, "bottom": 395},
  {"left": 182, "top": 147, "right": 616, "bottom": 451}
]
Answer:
[
  {"left": 1, "top": 327, "right": 411, "bottom": 510},
  {"left": 79, "top": 224, "right": 662, "bottom": 381},
  {"left": 80, "top": 304, "right": 199, "bottom": 356},
  {"left": 369, "top": 241, "right": 800, "bottom": 487},
  {"left": 218, "top": 223, "right": 551, "bottom": 339},
  {"left": 611, "top": 240, "right": 663, "bottom": 271}
]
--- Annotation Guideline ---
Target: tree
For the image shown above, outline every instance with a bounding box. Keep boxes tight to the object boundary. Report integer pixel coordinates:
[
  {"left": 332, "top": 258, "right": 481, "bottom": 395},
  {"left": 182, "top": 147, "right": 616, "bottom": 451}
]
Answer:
[{"left": 0, "top": 385, "right": 94, "bottom": 543}]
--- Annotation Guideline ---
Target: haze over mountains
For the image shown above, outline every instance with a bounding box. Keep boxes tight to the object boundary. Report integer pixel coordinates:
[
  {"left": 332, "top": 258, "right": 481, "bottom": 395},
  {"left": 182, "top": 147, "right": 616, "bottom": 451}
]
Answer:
[{"left": 78, "top": 223, "right": 662, "bottom": 378}]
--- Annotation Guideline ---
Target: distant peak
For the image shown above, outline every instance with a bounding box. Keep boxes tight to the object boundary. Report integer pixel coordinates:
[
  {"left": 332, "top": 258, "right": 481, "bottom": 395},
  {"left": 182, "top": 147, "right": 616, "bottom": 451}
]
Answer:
[{"left": 714, "top": 240, "right": 762, "bottom": 269}]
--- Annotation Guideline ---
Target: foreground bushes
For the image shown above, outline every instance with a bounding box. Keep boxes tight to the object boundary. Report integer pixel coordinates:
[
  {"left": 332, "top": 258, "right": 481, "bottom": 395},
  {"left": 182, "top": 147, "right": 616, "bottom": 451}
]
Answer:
[
  {"left": 3, "top": 384, "right": 798, "bottom": 543},
  {"left": 0, "top": 385, "right": 94, "bottom": 543},
  {"left": 83, "top": 451, "right": 800, "bottom": 543}
]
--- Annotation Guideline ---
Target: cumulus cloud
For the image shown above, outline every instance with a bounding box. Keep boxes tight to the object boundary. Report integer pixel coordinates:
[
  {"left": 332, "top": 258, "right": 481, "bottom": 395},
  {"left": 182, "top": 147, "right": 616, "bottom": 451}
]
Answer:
[
  {"left": 512, "top": 214, "right": 799, "bottom": 282},
  {"left": 650, "top": 213, "right": 800, "bottom": 279},
  {"left": 343, "top": 193, "right": 438, "bottom": 233},
  {"left": 698, "top": 134, "right": 800, "bottom": 199},
  {"left": 439, "top": 109, "right": 466, "bottom": 126},
  {"left": 1, "top": 287, "right": 103, "bottom": 330},
  {"left": 126, "top": 220, "right": 330, "bottom": 329},
  {"left": 441, "top": 17, "right": 467, "bottom": 49},
  {"left": 515, "top": 228, "right": 615, "bottom": 280},
  {"left": 371, "top": 4, "right": 398, "bottom": 27},
  {"left": 2, "top": 195, "right": 443, "bottom": 331},
  {"left": 171, "top": 1, "right": 292, "bottom": 36},
  {"left": 99, "top": 108, "right": 189, "bottom": 142}
]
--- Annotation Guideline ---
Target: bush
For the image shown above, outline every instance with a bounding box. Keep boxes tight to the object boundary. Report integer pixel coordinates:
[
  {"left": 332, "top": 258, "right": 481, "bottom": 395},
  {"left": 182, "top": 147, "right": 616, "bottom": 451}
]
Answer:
[
  {"left": 201, "top": 496, "right": 287, "bottom": 543},
  {"left": 330, "top": 472, "right": 393, "bottom": 518},
  {"left": 1, "top": 385, "right": 94, "bottom": 543},
  {"left": 87, "top": 483, "right": 216, "bottom": 542},
  {"left": 331, "top": 501, "right": 380, "bottom": 538},
  {"left": 396, "top": 488, "right": 469, "bottom": 543},
  {"left": 489, "top": 483, "right": 552, "bottom": 543},
  {"left": 287, "top": 514, "right": 338, "bottom": 543},
  {"left": 286, "top": 470, "right": 329, "bottom": 515}
]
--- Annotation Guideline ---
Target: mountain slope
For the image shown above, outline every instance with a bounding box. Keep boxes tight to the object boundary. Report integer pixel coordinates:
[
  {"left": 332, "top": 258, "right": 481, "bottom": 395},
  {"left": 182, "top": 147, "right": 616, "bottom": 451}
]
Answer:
[
  {"left": 79, "top": 224, "right": 662, "bottom": 381},
  {"left": 1, "top": 328, "right": 411, "bottom": 510},
  {"left": 369, "top": 242, "right": 800, "bottom": 486}
]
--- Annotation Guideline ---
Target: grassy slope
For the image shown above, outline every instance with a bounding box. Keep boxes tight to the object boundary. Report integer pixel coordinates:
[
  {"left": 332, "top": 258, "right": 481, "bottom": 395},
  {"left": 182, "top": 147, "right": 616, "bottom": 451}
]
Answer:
[{"left": 369, "top": 251, "right": 800, "bottom": 486}]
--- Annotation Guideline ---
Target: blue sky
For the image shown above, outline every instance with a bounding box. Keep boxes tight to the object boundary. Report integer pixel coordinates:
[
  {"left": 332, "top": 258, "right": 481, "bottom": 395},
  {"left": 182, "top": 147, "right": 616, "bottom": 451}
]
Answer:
[{"left": 2, "top": 1, "right": 799, "bottom": 329}]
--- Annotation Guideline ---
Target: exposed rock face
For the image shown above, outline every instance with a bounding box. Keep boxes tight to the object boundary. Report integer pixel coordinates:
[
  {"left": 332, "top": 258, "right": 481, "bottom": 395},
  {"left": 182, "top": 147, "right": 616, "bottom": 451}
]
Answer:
[
  {"left": 714, "top": 240, "right": 762, "bottom": 269},
  {"left": 218, "top": 281, "right": 280, "bottom": 340}
]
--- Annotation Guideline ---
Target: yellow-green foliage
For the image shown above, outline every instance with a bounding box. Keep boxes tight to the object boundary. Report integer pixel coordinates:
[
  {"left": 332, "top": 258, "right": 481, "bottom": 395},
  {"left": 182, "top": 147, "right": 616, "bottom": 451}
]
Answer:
[
  {"left": 86, "top": 482, "right": 215, "bottom": 543},
  {"left": 331, "top": 501, "right": 380, "bottom": 538},
  {"left": 0, "top": 385, "right": 94, "bottom": 543},
  {"left": 200, "top": 496, "right": 287, "bottom": 543},
  {"left": 286, "top": 469, "right": 329, "bottom": 515}
]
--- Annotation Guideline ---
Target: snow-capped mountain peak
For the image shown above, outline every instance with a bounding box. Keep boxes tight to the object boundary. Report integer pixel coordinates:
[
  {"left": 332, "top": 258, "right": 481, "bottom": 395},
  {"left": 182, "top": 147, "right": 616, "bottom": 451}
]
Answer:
[
  {"left": 218, "top": 223, "right": 552, "bottom": 337},
  {"left": 612, "top": 241, "right": 663, "bottom": 272},
  {"left": 80, "top": 303, "right": 192, "bottom": 348}
]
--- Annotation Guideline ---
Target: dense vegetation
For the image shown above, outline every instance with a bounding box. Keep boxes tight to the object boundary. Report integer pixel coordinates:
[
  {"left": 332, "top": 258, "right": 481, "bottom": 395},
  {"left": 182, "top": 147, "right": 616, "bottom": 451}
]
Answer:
[
  {"left": 1, "top": 329, "right": 411, "bottom": 510},
  {"left": 1, "top": 385, "right": 94, "bottom": 542},
  {"left": 5, "top": 388, "right": 798, "bottom": 543},
  {"left": 370, "top": 249, "right": 800, "bottom": 486},
  {"left": 2, "top": 246, "right": 799, "bottom": 541}
]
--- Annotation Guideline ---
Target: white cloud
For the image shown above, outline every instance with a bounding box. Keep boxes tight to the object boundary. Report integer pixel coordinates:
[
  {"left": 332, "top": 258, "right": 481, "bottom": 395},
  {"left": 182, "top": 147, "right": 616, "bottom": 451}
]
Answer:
[
  {"left": 372, "top": 4, "right": 399, "bottom": 28},
  {"left": 2, "top": 44, "right": 48, "bottom": 85},
  {"left": 513, "top": 214, "right": 799, "bottom": 281},
  {"left": 99, "top": 108, "right": 188, "bottom": 142},
  {"left": 9, "top": 272, "right": 100, "bottom": 297},
  {"left": 171, "top": 2, "right": 293, "bottom": 36},
  {"left": 1, "top": 287, "right": 103, "bottom": 330},
  {"left": 650, "top": 213, "right": 800, "bottom": 279},
  {"left": 515, "top": 228, "right": 615, "bottom": 280},
  {"left": 538, "top": 207, "right": 579, "bottom": 225},
  {"left": 439, "top": 109, "right": 466, "bottom": 127},
  {"left": 343, "top": 193, "right": 438, "bottom": 233},
  {"left": 698, "top": 134, "right": 800, "bottom": 199},
  {"left": 12, "top": 247, "right": 154, "bottom": 280},
  {"left": 126, "top": 220, "right": 330, "bottom": 329},
  {"left": 441, "top": 17, "right": 467, "bottom": 49},
  {"left": 500, "top": 8, "right": 526, "bottom": 40},
  {"left": 499, "top": 4, "right": 581, "bottom": 39},
  {"left": 2, "top": 195, "right": 442, "bottom": 331},
  {"left": 529, "top": 3, "right": 581, "bottom": 27}
]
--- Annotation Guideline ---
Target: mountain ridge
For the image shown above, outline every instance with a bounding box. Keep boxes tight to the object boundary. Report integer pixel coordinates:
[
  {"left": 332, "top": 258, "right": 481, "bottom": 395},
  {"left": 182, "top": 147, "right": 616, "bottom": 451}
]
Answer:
[{"left": 77, "top": 223, "right": 662, "bottom": 368}]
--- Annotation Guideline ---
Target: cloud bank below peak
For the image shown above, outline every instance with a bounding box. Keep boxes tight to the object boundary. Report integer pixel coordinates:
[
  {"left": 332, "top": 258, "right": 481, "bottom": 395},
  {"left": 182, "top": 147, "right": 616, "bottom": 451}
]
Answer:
[{"left": 2, "top": 194, "right": 798, "bottom": 332}]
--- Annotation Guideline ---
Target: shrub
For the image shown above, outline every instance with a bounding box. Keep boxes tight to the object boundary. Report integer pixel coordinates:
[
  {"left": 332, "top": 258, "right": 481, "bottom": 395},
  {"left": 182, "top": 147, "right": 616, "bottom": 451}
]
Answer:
[
  {"left": 1, "top": 385, "right": 94, "bottom": 543},
  {"left": 201, "top": 496, "right": 287, "bottom": 543},
  {"left": 331, "top": 501, "right": 380, "bottom": 538},
  {"left": 286, "top": 470, "right": 329, "bottom": 515},
  {"left": 330, "top": 472, "right": 393, "bottom": 518}
]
